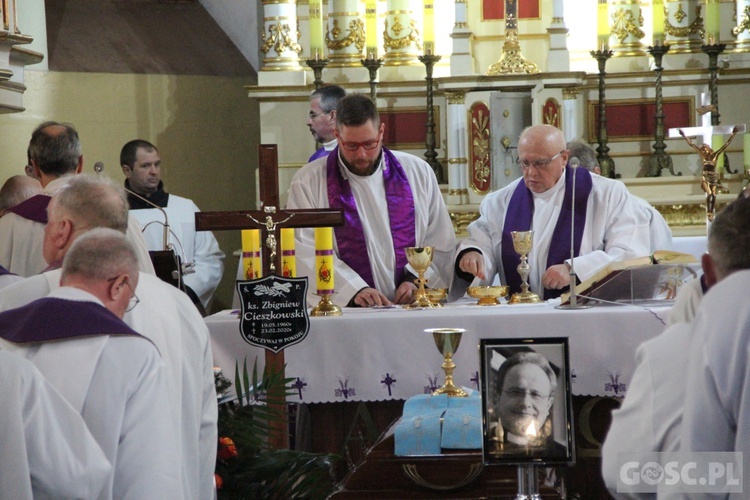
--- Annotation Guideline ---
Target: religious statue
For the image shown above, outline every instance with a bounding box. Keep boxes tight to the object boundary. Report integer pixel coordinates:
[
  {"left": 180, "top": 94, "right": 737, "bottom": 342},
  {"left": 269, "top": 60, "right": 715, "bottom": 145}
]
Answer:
[{"left": 678, "top": 125, "right": 740, "bottom": 221}]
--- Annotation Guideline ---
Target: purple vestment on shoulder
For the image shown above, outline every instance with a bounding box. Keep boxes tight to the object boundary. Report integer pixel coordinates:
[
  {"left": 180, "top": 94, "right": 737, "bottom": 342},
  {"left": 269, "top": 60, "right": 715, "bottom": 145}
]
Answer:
[
  {"left": 326, "top": 147, "right": 416, "bottom": 288},
  {"left": 501, "top": 166, "right": 593, "bottom": 299},
  {"left": 308, "top": 147, "right": 331, "bottom": 163},
  {"left": 7, "top": 194, "right": 51, "bottom": 224},
  {"left": 0, "top": 298, "right": 141, "bottom": 344}
]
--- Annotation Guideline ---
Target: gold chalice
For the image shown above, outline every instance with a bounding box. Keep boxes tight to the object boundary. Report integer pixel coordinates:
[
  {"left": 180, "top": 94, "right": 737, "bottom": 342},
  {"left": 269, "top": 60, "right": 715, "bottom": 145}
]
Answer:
[
  {"left": 425, "top": 287, "right": 448, "bottom": 306},
  {"left": 404, "top": 246, "right": 438, "bottom": 309},
  {"left": 426, "top": 328, "right": 467, "bottom": 397},
  {"left": 467, "top": 285, "right": 509, "bottom": 306},
  {"left": 508, "top": 230, "right": 542, "bottom": 304}
]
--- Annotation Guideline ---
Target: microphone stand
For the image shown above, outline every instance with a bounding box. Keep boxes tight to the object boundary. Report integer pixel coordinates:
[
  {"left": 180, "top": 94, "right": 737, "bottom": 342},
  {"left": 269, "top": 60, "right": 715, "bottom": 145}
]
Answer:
[{"left": 556, "top": 158, "right": 591, "bottom": 310}]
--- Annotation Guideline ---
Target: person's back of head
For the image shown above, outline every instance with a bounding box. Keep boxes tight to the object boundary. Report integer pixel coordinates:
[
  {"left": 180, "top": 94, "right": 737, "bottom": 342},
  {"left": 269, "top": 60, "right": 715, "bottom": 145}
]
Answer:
[
  {"left": 120, "top": 139, "right": 158, "bottom": 169},
  {"left": 0, "top": 175, "right": 42, "bottom": 212},
  {"left": 336, "top": 93, "right": 379, "bottom": 128},
  {"left": 61, "top": 228, "right": 139, "bottom": 318},
  {"left": 311, "top": 85, "right": 347, "bottom": 114},
  {"left": 28, "top": 121, "right": 82, "bottom": 179},
  {"left": 566, "top": 140, "right": 600, "bottom": 173},
  {"left": 53, "top": 174, "right": 129, "bottom": 234},
  {"left": 706, "top": 197, "right": 750, "bottom": 282}
]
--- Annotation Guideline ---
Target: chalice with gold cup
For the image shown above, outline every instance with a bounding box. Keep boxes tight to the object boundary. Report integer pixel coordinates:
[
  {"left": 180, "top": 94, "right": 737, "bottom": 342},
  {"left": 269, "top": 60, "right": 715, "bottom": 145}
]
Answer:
[
  {"left": 425, "top": 328, "right": 467, "bottom": 397},
  {"left": 508, "top": 230, "right": 541, "bottom": 304},
  {"left": 404, "top": 246, "right": 439, "bottom": 309}
]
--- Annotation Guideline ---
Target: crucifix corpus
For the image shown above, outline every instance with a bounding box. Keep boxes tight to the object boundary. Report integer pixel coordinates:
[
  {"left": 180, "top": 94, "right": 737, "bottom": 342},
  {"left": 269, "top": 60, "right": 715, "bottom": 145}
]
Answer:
[
  {"left": 195, "top": 144, "right": 344, "bottom": 449},
  {"left": 668, "top": 118, "right": 746, "bottom": 223}
]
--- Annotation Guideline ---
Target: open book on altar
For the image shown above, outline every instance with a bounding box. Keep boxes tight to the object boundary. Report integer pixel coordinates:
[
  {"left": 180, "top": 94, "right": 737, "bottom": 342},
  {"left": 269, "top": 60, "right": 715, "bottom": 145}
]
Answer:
[{"left": 560, "top": 250, "right": 699, "bottom": 306}]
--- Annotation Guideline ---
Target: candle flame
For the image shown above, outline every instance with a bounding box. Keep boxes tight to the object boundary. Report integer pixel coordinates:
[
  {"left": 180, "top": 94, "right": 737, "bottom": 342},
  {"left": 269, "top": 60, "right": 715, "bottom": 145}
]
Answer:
[{"left": 524, "top": 421, "right": 537, "bottom": 437}]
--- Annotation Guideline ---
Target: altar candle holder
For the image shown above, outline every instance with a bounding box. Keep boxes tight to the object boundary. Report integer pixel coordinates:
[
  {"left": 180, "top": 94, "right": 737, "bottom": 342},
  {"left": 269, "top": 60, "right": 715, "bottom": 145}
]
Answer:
[
  {"left": 646, "top": 43, "right": 680, "bottom": 177},
  {"left": 305, "top": 56, "right": 329, "bottom": 91},
  {"left": 361, "top": 56, "right": 384, "bottom": 101},
  {"left": 418, "top": 52, "right": 444, "bottom": 183},
  {"left": 590, "top": 48, "right": 616, "bottom": 179},
  {"left": 311, "top": 227, "right": 341, "bottom": 316},
  {"left": 701, "top": 42, "right": 737, "bottom": 173}
]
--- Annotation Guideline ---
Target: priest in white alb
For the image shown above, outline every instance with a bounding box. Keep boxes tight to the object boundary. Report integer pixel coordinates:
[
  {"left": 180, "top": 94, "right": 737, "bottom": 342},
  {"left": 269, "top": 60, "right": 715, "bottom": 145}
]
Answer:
[
  {"left": 286, "top": 93, "right": 456, "bottom": 307},
  {"left": 454, "top": 124, "right": 651, "bottom": 300}
]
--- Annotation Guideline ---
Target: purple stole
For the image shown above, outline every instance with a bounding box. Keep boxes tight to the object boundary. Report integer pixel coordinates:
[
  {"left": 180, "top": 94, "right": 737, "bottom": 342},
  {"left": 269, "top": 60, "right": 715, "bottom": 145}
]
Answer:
[
  {"left": 501, "top": 166, "right": 593, "bottom": 299},
  {"left": 0, "top": 298, "right": 141, "bottom": 344},
  {"left": 308, "top": 147, "right": 331, "bottom": 163},
  {"left": 326, "top": 147, "right": 416, "bottom": 288},
  {"left": 7, "top": 194, "right": 51, "bottom": 224},
  {"left": 0, "top": 265, "right": 11, "bottom": 276}
]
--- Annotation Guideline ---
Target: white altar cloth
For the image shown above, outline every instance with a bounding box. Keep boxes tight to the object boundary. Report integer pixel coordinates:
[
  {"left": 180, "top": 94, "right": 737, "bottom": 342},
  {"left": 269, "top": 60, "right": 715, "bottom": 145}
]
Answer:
[{"left": 206, "top": 299, "right": 671, "bottom": 403}]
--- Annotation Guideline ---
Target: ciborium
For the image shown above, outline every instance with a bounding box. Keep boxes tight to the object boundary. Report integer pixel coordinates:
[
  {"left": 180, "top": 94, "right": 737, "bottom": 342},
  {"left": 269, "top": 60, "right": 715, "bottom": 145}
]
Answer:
[
  {"left": 404, "top": 247, "right": 439, "bottom": 309},
  {"left": 425, "top": 287, "right": 448, "bottom": 306},
  {"left": 426, "top": 328, "right": 467, "bottom": 397},
  {"left": 467, "top": 285, "right": 509, "bottom": 306},
  {"left": 509, "top": 230, "right": 541, "bottom": 304}
]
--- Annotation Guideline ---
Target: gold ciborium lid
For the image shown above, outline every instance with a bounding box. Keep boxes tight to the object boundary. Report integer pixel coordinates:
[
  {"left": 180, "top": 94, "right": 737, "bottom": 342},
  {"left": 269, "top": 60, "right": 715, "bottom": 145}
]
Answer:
[{"left": 467, "top": 285, "right": 509, "bottom": 306}]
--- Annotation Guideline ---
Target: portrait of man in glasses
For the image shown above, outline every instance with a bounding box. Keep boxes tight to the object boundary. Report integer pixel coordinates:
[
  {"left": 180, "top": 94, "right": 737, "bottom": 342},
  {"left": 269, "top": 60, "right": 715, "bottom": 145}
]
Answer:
[
  {"left": 453, "top": 124, "right": 652, "bottom": 302},
  {"left": 287, "top": 93, "right": 456, "bottom": 308},
  {"left": 489, "top": 350, "right": 568, "bottom": 458}
]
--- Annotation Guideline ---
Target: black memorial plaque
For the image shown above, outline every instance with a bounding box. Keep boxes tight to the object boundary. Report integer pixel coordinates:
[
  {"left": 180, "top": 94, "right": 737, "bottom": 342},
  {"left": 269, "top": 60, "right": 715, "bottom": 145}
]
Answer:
[{"left": 237, "top": 276, "right": 310, "bottom": 353}]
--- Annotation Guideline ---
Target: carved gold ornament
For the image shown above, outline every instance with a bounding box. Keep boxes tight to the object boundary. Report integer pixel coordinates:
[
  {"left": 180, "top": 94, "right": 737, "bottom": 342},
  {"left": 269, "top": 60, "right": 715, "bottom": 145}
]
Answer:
[
  {"left": 666, "top": 5, "right": 704, "bottom": 39},
  {"left": 732, "top": 6, "right": 750, "bottom": 36},
  {"left": 383, "top": 18, "right": 422, "bottom": 50},
  {"left": 611, "top": 7, "right": 645, "bottom": 44},
  {"left": 261, "top": 22, "right": 303, "bottom": 56},
  {"left": 326, "top": 18, "right": 365, "bottom": 51}
]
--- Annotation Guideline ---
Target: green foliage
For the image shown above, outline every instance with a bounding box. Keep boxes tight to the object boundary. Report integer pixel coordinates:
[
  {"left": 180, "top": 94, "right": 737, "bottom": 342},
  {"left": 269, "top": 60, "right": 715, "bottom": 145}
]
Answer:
[{"left": 216, "top": 357, "right": 340, "bottom": 499}]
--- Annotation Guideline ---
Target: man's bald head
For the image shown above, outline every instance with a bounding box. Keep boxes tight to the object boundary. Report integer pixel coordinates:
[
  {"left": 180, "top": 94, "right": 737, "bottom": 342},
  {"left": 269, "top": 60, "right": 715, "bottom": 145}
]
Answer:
[
  {"left": 517, "top": 125, "right": 569, "bottom": 194},
  {"left": 43, "top": 174, "right": 129, "bottom": 265},
  {"left": 0, "top": 175, "right": 42, "bottom": 213}
]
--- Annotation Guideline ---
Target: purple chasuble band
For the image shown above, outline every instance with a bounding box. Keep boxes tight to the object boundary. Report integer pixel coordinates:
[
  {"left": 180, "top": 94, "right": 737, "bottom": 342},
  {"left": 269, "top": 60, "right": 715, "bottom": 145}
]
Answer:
[
  {"left": 501, "top": 166, "right": 593, "bottom": 300},
  {"left": 326, "top": 147, "right": 416, "bottom": 288},
  {"left": 7, "top": 194, "right": 51, "bottom": 224},
  {"left": 309, "top": 147, "right": 331, "bottom": 163},
  {"left": 0, "top": 265, "right": 12, "bottom": 276},
  {"left": 0, "top": 298, "right": 142, "bottom": 344}
]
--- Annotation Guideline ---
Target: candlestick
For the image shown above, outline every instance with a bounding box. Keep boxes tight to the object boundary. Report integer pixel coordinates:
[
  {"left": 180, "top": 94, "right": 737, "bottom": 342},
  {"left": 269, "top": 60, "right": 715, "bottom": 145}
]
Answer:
[
  {"left": 280, "top": 228, "right": 296, "bottom": 278},
  {"left": 705, "top": 0, "right": 720, "bottom": 44},
  {"left": 314, "top": 227, "right": 334, "bottom": 292},
  {"left": 712, "top": 134, "right": 726, "bottom": 173},
  {"left": 241, "top": 229, "right": 261, "bottom": 279},
  {"left": 366, "top": 0, "right": 378, "bottom": 59},
  {"left": 591, "top": 49, "right": 616, "bottom": 178},
  {"left": 743, "top": 133, "right": 750, "bottom": 174}
]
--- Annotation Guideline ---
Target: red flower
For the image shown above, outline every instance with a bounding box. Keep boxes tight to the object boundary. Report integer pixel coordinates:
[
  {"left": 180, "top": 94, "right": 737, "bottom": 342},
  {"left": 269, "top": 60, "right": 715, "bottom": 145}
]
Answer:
[{"left": 217, "top": 436, "right": 238, "bottom": 460}]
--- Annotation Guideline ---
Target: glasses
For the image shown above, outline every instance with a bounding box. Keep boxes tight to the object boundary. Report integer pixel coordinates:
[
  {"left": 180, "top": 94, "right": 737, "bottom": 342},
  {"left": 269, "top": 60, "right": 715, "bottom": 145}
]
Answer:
[
  {"left": 308, "top": 110, "right": 331, "bottom": 120},
  {"left": 516, "top": 150, "right": 565, "bottom": 171},
  {"left": 108, "top": 276, "right": 140, "bottom": 312},
  {"left": 503, "top": 388, "right": 552, "bottom": 403}
]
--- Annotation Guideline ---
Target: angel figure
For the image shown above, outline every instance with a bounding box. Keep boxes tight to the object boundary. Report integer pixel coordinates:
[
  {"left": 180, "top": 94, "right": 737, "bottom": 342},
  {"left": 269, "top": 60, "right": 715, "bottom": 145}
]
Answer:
[{"left": 678, "top": 125, "right": 740, "bottom": 221}]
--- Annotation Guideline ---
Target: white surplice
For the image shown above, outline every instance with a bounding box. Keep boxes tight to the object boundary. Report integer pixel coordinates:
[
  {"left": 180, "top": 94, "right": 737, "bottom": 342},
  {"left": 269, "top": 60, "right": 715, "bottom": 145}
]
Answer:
[
  {"left": 287, "top": 150, "right": 456, "bottom": 306},
  {"left": 0, "top": 177, "right": 155, "bottom": 277},
  {"left": 454, "top": 171, "right": 652, "bottom": 299},
  {"left": 129, "top": 194, "right": 224, "bottom": 308},
  {"left": 0, "top": 271, "right": 218, "bottom": 500},
  {"left": 0, "top": 348, "right": 111, "bottom": 500},
  {"left": 601, "top": 320, "right": 694, "bottom": 499},
  {"left": 0, "top": 287, "right": 179, "bottom": 499}
]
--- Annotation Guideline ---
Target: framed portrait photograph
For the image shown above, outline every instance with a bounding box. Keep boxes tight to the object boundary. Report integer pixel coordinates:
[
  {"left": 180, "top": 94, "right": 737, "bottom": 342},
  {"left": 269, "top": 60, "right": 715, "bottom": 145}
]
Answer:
[{"left": 480, "top": 337, "right": 575, "bottom": 465}]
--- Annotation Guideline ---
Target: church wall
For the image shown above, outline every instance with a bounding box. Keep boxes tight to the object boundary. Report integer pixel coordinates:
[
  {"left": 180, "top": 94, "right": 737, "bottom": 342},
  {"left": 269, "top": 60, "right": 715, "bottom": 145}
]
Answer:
[{"left": 0, "top": 70, "right": 260, "bottom": 313}]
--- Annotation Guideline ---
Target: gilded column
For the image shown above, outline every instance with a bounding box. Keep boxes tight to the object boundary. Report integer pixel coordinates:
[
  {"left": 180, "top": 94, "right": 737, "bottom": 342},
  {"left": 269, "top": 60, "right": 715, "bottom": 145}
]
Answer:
[
  {"left": 732, "top": 0, "right": 750, "bottom": 51},
  {"left": 383, "top": 0, "right": 420, "bottom": 66},
  {"left": 609, "top": 0, "right": 646, "bottom": 56},
  {"left": 260, "top": 0, "right": 303, "bottom": 71},
  {"left": 450, "top": 0, "right": 473, "bottom": 75},
  {"left": 445, "top": 91, "right": 468, "bottom": 206},
  {"left": 326, "top": 0, "right": 365, "bottom": 67},
  {"left": 665, "top": 0, "right": 704, "bottom": 52},
  {"left": 546, "top": 0, "right": 570, "bottom": 71}
]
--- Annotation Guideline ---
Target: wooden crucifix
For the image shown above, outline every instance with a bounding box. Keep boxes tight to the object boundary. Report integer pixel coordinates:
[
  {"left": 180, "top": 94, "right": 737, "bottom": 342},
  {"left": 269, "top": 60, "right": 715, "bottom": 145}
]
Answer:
[{"left": 195, "top": 144, "right": 344, "bottom": 449}]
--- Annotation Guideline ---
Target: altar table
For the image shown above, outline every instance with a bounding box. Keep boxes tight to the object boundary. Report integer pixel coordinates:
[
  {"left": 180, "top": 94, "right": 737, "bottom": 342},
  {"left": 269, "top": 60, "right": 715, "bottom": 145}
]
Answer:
[{"left": 206, "top": 299, "right": 671, "bottom": 403}]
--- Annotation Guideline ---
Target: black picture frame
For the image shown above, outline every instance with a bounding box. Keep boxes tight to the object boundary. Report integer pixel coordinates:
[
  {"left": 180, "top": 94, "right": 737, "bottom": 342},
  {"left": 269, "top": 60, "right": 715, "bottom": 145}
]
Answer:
[{"left": 479, "top": 337, "right": 575, "bottom": 465}]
